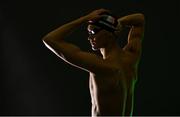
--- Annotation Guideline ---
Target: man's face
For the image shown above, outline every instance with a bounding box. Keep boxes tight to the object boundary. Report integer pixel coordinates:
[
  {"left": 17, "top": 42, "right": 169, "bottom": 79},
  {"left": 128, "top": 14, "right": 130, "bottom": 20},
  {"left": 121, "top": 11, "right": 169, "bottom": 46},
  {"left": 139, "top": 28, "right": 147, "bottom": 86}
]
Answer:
[{"left": 87, "top": 25, "right": 106, "bottom": 51}]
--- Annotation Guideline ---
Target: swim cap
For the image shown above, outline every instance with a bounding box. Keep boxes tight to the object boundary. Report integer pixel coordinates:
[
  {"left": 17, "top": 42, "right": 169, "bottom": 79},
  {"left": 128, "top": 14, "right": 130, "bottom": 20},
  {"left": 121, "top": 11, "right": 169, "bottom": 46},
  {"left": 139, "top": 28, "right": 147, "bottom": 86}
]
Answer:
[{"left": 88, "top": 12, "right": 118, "bottom": 32}]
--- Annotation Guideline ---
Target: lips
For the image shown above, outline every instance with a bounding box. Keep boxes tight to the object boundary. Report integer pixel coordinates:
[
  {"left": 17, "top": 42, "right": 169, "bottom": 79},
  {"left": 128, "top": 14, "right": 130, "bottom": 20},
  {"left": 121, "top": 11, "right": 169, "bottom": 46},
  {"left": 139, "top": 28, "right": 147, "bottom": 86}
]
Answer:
[
  {"left": 89, "top": 37, "right": 97, "bottom": 46},
  {"left": 90, "top": 41, "right": 96, "bottom": 45}
]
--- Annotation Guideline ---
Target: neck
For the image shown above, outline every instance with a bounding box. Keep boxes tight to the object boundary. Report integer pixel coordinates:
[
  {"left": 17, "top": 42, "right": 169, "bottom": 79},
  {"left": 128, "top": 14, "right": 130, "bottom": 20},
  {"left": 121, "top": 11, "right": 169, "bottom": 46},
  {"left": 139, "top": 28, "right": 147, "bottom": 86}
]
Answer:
[{"left": 100, "top": 41, "right": 121, "bottom": 59}]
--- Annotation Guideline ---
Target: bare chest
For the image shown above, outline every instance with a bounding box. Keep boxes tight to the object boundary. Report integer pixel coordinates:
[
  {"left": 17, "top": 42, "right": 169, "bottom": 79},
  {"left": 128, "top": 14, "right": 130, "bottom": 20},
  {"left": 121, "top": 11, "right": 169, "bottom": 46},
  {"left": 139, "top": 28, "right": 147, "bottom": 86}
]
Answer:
[{"left": 89, "top": 72, "right": 125, "bottom": 95}]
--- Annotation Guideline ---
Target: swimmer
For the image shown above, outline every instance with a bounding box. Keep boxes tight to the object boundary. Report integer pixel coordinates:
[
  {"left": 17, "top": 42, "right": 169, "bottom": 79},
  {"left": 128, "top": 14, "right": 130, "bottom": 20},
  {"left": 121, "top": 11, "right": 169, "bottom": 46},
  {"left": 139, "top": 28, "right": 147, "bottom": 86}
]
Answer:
[{"left": 42, "top": 9, "right": 145, "bottom": 116}]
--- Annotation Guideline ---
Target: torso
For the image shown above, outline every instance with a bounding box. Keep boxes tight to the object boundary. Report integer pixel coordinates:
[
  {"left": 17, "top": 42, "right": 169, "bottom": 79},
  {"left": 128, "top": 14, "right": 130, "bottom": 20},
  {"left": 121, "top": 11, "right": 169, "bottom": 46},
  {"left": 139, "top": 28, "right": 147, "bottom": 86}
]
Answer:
[{"left": 89, "top": 50, "right": 139, "bottom": 116}]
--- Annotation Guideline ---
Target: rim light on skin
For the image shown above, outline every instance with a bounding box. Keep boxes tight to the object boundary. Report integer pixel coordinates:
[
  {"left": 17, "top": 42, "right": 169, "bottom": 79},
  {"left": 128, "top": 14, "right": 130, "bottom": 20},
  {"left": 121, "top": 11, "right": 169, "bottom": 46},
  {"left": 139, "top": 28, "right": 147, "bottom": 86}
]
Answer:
[{"left": 87, "top": 25, "right": 102, "bottom": 35}]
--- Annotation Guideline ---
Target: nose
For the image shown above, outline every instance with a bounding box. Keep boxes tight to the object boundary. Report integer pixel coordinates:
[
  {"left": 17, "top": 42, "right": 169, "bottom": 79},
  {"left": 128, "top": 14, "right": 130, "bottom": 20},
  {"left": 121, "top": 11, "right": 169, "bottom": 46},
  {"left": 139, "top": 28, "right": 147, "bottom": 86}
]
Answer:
[{"left": 88, "top": 35, "right": 94, "bottom": 41}]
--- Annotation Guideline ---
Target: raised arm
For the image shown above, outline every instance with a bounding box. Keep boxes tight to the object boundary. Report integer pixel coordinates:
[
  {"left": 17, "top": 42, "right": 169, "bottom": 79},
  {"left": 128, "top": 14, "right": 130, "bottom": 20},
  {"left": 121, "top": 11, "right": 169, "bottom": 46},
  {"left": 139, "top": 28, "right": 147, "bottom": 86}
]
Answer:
[
  {"left": 118, "top": 13, "right": 145, "bottom": 55},
  {"left": 118, "top": 13, "right": 145, "bottom": 27},
  {"left": 42, "top": 9, "right": 117, "bottom": 73}
]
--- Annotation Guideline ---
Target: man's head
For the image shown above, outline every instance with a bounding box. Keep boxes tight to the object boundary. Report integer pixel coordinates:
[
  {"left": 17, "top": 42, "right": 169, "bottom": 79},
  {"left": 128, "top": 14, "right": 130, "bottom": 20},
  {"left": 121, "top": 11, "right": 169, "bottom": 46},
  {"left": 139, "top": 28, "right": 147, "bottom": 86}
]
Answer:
[{"left": 87, "top": 12, "right": 119, "bottom": 51}]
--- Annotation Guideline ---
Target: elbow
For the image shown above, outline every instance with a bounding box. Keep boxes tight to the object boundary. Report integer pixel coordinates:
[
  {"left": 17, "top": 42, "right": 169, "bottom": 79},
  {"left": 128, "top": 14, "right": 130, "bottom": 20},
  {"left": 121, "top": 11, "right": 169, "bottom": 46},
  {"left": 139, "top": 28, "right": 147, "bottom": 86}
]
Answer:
[
  {"left": 42, "top": 35, "right": 64, "bottom": 44},
  {"left": 137, "top": 13, "right": 145, "bottom": 25},
  {"left": 42, "top": 36, "right": 51, "bottom": 48},
  {"left": 42, "top": 35, "right": 55, "bottom": 46},
  {"left": 42, "top": 35, "right": 55, "bottom": 49},
  {"left": 42, "top": 35, "right": 50, "bottom": 43},
  {"left": 42, "top": 35, "right": 64, "bottom": 51},
  {"left": 140, "top": 14, "right": 145, "bottom": 22},
  {"left": 134, "top": 13, "right": 145, "bottom": 26},
  {"left": 42, "top": 36, "right": 58, "bottom": 55},
  {"left": 137, "top": 13, "right": 144, "bottom": 19},
  {"left": 119, "top": 13, "right": 145, "bottom": 27}
]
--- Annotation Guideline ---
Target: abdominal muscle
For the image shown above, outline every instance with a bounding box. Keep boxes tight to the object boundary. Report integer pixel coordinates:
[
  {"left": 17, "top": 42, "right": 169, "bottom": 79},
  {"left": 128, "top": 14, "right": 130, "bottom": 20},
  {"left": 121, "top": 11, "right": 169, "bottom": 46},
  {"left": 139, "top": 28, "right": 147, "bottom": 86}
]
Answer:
[{"left": 89, "top": 72, "right": 128, "bottom": 116}]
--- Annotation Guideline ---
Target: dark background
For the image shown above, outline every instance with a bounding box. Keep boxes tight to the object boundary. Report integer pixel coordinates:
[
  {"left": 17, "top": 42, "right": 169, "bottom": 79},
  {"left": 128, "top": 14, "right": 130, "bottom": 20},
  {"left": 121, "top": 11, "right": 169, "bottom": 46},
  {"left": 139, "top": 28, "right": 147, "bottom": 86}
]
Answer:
[{"left": 1, "top": 0, "right": 179, "bottom": 116}]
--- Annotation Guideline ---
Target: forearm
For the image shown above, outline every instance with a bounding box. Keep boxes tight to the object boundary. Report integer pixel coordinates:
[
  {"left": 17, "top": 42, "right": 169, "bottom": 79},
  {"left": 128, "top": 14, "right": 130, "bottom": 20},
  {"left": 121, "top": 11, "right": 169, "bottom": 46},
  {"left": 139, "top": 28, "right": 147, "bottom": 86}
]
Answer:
[
  {"left": 118, "top": 13, "right": 144, "bottom": 27},
  {"left": 42, "top": 15, "right": 89, "bottom": 42},
  {"left": 42, "top": 9, "right": 109, "bottom": 43}
]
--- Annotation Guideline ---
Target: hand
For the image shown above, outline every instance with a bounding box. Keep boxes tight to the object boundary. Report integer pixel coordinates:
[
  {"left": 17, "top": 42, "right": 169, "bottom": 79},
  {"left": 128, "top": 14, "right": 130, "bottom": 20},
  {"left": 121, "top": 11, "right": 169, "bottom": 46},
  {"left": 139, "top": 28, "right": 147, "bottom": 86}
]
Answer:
[{"left": 85, "top": 9, "right": 110, "bottom": 21}]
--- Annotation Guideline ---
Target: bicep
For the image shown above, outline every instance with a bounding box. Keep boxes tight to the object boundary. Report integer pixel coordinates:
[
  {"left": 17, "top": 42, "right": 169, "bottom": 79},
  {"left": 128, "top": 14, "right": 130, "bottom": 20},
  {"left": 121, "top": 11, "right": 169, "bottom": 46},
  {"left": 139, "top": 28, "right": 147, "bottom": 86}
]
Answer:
[{"left": 43, "top": 40, "right": 115, "bottom": 73}]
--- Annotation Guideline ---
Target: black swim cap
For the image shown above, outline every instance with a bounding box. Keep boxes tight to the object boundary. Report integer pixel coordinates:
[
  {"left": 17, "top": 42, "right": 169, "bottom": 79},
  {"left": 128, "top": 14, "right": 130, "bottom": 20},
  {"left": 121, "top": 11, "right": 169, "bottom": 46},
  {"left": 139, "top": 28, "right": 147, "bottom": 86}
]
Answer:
[{"left": 88, "top": 12, "right": 118, "bottom": 32}]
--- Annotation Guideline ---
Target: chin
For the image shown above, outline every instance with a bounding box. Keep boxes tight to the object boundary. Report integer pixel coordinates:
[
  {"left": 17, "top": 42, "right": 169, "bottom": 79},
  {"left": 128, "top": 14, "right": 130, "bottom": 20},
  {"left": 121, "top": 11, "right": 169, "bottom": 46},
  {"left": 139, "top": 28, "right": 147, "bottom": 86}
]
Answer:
[
  {"left": 92, "top": 48, "right": 99, "bottom": 51},
  {"left": 91, "top": 45, "right": 99, "bottom": 51}
]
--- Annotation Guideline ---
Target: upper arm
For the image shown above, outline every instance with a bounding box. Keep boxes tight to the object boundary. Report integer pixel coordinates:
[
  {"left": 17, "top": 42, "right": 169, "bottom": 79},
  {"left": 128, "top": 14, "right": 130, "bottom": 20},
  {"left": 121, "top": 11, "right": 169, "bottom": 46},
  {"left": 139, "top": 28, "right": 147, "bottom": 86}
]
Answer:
[
  {"left": 123, "top": 25, "right": 144, "bottom": 55},
  {"left": 119, "top": 13, "right": 145, "bottom": 55},
  {"left": 43, "top": 40, "right": 116, "bottom": 74}
]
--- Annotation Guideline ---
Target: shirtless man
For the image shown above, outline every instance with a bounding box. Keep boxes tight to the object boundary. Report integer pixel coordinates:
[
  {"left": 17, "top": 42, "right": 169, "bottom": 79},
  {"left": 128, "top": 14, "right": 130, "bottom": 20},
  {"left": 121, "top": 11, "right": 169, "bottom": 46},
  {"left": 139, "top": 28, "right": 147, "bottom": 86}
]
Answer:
[{"left": 42, "top": 9, "right": 145, "bottom": 116}]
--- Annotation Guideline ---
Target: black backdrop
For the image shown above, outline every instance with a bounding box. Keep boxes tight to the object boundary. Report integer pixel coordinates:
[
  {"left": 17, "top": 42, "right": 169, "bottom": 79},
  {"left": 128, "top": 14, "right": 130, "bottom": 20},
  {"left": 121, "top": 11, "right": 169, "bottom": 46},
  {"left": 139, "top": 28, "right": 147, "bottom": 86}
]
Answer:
[{"left": 1, "top": 0, "right": 179, "bottom": 116}]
